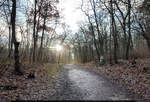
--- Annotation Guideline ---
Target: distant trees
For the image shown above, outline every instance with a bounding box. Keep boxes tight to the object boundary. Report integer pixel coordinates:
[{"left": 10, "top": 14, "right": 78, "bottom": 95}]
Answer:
[
  {"left": 0, "top": 0, "right": 62, "bottom": 73},
  {"left": 71, "top": 0, "right": 149, "bottom": 64},
  {"left": 134, "top": 0, "right": 150, "bottom": 52},
  {"left": 0, "top": 0, "right": 12, "bottom": 57},
  {"left": 30, "top": 0, "right": 59, "bottom": 63},
  {"left": 0, "top": 0, "right": 150, "bottom": 67}
]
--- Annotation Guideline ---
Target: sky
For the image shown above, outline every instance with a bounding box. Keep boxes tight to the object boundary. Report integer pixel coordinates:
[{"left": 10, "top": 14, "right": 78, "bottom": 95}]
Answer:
[
  {"left": 20, "top": 0, "right": 87, "bottom": 34},
  {"left": 0, "top": 0, "right": 86, "bottom": 43},
  {"left": 57, "top": 0, "right": 86, "bottom": 33}
]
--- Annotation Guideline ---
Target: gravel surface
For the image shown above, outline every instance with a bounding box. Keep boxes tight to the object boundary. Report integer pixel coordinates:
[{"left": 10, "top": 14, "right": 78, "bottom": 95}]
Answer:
[{"left": 49, "top": 64, "right": 134, "bottom": 100}]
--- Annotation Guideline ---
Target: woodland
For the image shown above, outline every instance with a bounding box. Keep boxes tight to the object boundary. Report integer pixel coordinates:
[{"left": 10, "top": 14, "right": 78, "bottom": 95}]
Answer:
[{"left": 0, "top": 0, "right": 150, "bottom": 101}]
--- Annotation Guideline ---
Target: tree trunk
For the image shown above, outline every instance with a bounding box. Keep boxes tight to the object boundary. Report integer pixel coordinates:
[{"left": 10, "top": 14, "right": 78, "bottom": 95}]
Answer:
[
  {"left": 146, "top": 39, "right": 150, "bottom": 52},
  {"left": 14, "top": 42, "right": 20, "bottom": 73},
  {"left": 88, "top": 16, "right": 100, "bottom": 61},
  {"left": 11, "top": 0, "right": 22, "bottom": 75},
  {"left": 32, "top": 0, "right": 37, "bottom": 62},
  {"left": 110, "top": 0, "right": 118, "bottom": 64},
  {"left": 38, "top": 4, "right": 48, "bottom": 61},
  {"left": 8, "top": 26, "right": 12, "bottom": 58},
  {"left": 39, "top": 13, "right": 47, "bottom": 60},
  {"left": 126, "top": 0, "right": 131, "bottom": 60},
  {"left": 109, "top": 27, "right": 112, "bottom": 64},
  {"left": 91, "top": 0, "right": 104, "bottom": 56},
  {"left": 35, "top": 1, "right": 43, "bottom": 55}
]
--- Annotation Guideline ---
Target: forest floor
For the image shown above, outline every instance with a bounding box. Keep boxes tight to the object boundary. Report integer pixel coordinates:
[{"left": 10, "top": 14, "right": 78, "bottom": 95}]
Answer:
[
  {"left": 0, "top": 58, "right": 150, "bottom": 101},
  {"left": 0, "top": 63, "right": 134, "bottom": 101},
  {"left": 0, "top": 62, "right": 64, "bottom": 101},
  {"left": 49, "top": 64, "right": 134, "bottom": 100},
  {"left": 79, "top": 58, "right": 150, "bottom": 100}
]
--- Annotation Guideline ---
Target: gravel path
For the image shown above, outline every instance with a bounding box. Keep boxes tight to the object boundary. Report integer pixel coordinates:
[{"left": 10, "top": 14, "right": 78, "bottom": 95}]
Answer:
[{"left": 50, "top": 64, "right": 133, "bottom": 100}]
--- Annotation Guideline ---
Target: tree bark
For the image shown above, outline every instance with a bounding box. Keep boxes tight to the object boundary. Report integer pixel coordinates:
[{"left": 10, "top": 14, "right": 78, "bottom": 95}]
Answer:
[
  {"left": 32, "top": 0, "right": 37, "bottom": 62},
  {"left": 39, "top": 6, "right": 48, "bottom": 60},
  {"left": 126, "top": 0, "right": 131, "bottom": 60},
  {"left": 88, "top": 16, "right": 100, "bottom": 61},
  {"left": 11, "top": 0, "right": 22, "bottom": 74},
  {"left": 8, "top": 26, "right": 12, "bottom": 58},
  {"left": 90, "top": 0, "right": 104, "bottom": 56},
  {"left": 110, "top": 0, "right": 118, "bottom": 64}
]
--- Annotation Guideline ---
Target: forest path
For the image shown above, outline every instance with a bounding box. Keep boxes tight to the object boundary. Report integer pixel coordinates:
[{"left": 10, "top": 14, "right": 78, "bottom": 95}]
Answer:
[{"left": 50, "top": 64, "right": 132, "bottom": 100}]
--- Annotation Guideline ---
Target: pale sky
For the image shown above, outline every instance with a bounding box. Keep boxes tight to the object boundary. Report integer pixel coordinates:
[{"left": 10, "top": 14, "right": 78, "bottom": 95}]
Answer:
[
  {"left": 29, "top": 0, "right": 86, "bottom": 34},
  {"left": 57, "top": 0, "right": 86, "bottom": 33}
]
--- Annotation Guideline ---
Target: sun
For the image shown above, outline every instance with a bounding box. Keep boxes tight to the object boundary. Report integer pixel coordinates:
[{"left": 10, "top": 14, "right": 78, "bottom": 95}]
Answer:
[{"left": 56, "top": 44, "right": 62, "bottom": 52}]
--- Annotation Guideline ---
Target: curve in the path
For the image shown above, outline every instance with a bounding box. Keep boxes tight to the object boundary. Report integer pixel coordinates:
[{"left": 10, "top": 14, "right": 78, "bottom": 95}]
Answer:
[{"left": 50, "top": 64, "right": 133, "bottom": 100}]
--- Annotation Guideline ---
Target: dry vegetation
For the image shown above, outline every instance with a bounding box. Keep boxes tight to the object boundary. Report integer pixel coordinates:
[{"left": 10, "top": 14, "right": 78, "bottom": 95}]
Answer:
[
  {"left": 0, "top": 0, "right": 150, "bottom": 101},
  {"left": 80, "top": 59, "right": 150, "bottom": 99},
  {"left": 0, "top": 62, "right": 63, "bottom": 101}
]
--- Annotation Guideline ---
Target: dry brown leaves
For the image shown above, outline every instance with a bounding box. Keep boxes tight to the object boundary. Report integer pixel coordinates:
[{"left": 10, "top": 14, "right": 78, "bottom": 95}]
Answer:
[
  {"left": 0, "top": 62, "right": 58, "bottom": 101},
  {"left": 81, "top": 58, "right": 150, "bottom": 99}
]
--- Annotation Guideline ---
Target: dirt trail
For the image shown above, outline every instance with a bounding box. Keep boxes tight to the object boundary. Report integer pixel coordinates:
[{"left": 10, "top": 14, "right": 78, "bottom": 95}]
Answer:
[{"left": 50, "top": 64, "right": 133, "bottom": 100}]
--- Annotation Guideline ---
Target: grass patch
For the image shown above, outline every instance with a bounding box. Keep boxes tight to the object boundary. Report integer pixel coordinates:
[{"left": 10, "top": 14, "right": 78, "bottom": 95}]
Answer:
[{"left": 44, "top": 63, "right": 64, "bottom": 77}]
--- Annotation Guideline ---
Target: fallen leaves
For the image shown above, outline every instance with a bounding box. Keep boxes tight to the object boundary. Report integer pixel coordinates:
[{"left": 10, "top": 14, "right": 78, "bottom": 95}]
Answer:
[
  {"left": 81, "top": 58, "right": 150, "bottom": 99},
  {"left": 0, "top": 63, "right": 61, "bottom": 101}
]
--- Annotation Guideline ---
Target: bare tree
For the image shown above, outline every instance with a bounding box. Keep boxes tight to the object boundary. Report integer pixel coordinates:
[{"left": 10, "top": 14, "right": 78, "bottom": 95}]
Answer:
[{"left": 11, "top": 0, "right": 22, "bottom": 74}]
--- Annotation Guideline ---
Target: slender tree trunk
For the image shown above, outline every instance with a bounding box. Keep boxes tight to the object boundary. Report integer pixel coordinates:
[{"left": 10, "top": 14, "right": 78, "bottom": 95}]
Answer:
[
  {"left": 35, "top": 2, "right": 43, "bottom": 57},
  {"left": 91, "top": 0, "right": 104, "bottom": 56},
  {"left": 110, "top": 0, "right": 118, "bottom": 64},
  {"left": 11, "top": 0, "right": 22, "bottom": 74},
  {"left": 39, "top": 14, "right": 47, "bottom": 60},
  {"left": 109, "top": 27, "right": 112, "bottom": 64},
  {"left": 146, "top": 39, "right": 150, "bottom": 52},
  {"left": 126, "top": 0, "right": 131, "bottom": 60},
  {"left": 32, "top": 0, "right": 37, "bottom": 62},
  {"left": 8, "top": 26, "right": 12, "bottom": 58},
  {"left": 26, "top": 20, "right": 30, "bottom": 62},
  {"left": 87, "top": 16, "right": 100, "bottom": 61},
  {"left": 123, "top": 20, "right": 127, "bottom": 58},
  {"left": 38, "top": 3, "right": 49, "bottom": 61},
  {"left": 113, "top": 21, "right": 118, "bottom": 64}
]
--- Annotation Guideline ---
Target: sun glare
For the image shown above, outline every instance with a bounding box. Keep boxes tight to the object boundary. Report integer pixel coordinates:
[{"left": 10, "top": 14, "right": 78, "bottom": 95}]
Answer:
[{"left": 56, "top": 44, "right": 62, "bottom": 52}]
